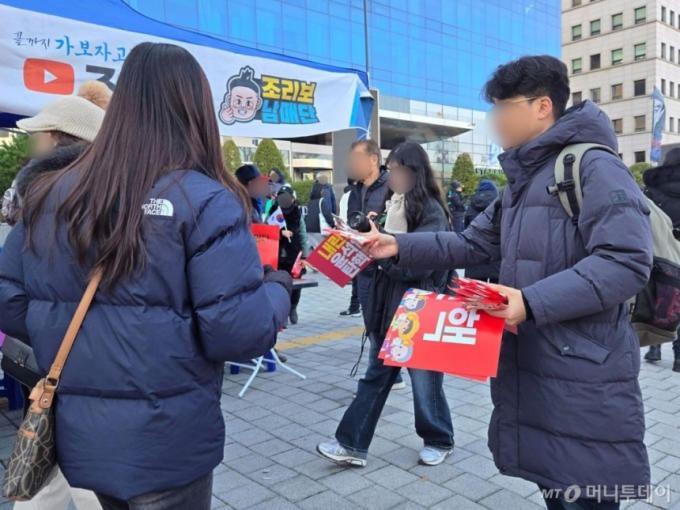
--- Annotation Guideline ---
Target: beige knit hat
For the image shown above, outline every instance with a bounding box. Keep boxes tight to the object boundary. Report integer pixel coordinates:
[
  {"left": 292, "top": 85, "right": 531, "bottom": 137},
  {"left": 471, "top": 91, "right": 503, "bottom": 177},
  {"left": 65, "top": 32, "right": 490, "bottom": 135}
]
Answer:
[{"left": 16, "top": 81, "right": 109, "bottom": 142}]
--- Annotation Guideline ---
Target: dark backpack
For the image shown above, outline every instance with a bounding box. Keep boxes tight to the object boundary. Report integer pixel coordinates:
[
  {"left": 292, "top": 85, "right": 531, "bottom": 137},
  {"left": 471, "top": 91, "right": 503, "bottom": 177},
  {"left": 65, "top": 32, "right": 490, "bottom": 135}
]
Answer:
[{"left": 549, "top": 143, "right": 680, "bottom": 346}]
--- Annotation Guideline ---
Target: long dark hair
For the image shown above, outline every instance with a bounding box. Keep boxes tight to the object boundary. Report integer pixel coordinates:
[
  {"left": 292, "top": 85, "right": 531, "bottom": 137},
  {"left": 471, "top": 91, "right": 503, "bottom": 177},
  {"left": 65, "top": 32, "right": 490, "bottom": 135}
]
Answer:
[
  {"left": 24, "top": 42, "right": 249, "bottom": 289},
  {"left": 385, "top": 142, "right": 451, "bottom": 231},
  {"left": 309, "top": 182, "right": 325, "bottom": 201}
]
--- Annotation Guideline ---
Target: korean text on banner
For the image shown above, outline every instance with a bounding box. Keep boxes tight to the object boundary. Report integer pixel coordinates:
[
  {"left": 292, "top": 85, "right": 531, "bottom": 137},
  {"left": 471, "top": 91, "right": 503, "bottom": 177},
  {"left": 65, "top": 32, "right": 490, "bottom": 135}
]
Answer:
[
  {"left": 306, "top": 233, "right": 372, "bottom": 287},
  {"left": 379, "top": 289, "right": 505, "bottom": 381}
]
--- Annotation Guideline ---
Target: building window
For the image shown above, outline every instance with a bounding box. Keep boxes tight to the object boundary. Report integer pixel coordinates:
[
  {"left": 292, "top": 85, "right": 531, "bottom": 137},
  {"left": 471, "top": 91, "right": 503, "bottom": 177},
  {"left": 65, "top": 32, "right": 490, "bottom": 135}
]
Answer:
[
  {"left": 662, "top": 6, "right": 667, "bottom": 23},
  {"left": 634, "top": 79, "right": 646, "bottom": 96},
  {"left": 572, "top": 24, "right": 582, "bottom": 40},
  {"left": 671, "top": 81, "right": 675, "bottom": 97},
  {"left": 590, "top": 19, "right": 601, "bottom": 35},
  {"left": 671, "top": 117, "right": 676, "bottom": 132},
  {"left": 572, "top": 58, "right": 583, "bottom": 74},
  {"left": 590, "top": 54, "right": 601, "bottom": 70},
  {"left": 572, "top": 0, "right": 581, "bottom": 5},
  {"left": 635, "top": 151, "right": 646, "bottom": 163},
  {"left": 612, "top": 118, "right": 623, "bottom": 134},
  {"left": 662, "top": 78, "right": 667, "bottom": 95},
  {"left": 611, "top": 83, "right": 623, "bottom": 100},
  {"left": 634, "top": 43, "right": 646, "bottom": 60},
  {"left": 635, "top": 6, "right": 646, "bottom": 24},
  {"left": 590, "top": 88, "right": 601, "bottom": 103},
  {"left": 662, "top": 42, "right": 667, "bottom": 59},
  {"left": 611, "top": 48, "right": 623, "bottom": 65},
  {"left": 612, "top": 12, "right": 623, "bottom": 30},
  {"left": 671, "top": 46, "right": 676, "bottom": 62},
  {"left": 672, "top": 10, "right": 676, "bottom": 26},
  {"left": 635, "top": 115, "right": 646, "bottom": 132},
  {"left": 572, "top": 91, "right": 583, "bottom": 104}
]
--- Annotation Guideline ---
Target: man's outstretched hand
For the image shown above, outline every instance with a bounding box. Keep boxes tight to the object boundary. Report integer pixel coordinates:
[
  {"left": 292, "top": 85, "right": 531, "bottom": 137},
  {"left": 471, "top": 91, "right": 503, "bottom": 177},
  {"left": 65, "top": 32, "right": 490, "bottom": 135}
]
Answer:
[{"left": 361, "top": 220, "right": 399, "bottom": 259}]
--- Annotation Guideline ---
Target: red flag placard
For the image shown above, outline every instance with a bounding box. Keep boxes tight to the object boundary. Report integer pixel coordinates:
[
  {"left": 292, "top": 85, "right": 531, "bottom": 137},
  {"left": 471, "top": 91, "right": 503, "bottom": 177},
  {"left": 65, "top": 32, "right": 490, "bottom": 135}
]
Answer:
[
  {"left": 379, "top": 289, "right": 505, "bottom": 381},
  {"left": 251, "top": 224, "right": 280, "bottom": 269},
  {"left": 306, "top": 233, "right": 373, "bottom": 287}
]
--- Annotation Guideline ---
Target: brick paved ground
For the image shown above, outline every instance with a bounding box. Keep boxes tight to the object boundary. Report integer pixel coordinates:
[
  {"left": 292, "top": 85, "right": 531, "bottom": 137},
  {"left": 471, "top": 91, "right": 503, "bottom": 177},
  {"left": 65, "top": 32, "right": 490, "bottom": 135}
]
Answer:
[{"left": 0, "top": 275, "right": 678, "bottom": 509}]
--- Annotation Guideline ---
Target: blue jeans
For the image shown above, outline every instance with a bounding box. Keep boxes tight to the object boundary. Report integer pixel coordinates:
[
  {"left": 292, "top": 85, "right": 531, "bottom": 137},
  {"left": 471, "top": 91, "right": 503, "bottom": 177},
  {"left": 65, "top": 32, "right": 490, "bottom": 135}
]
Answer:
[
  {"left": 96, "top": 473, "right": 212, "bottom": 510},
  {"left": 335, "top": 333, "right": 454, "bottom": 458},
  {"left": 356, "top": 273, "right": 402, "bottom": 384}
]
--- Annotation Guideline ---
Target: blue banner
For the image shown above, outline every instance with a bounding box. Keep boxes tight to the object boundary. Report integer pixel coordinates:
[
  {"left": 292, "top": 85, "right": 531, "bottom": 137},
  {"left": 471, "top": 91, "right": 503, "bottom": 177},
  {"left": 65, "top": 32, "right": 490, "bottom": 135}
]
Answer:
[{"left": 651, "top": 86, "right": 666, "bottom": 163}]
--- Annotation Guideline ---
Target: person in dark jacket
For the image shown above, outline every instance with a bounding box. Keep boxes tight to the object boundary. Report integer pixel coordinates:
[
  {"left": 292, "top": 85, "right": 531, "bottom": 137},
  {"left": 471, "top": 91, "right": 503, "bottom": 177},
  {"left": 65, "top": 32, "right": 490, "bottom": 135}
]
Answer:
[
  {"left": 446, "top": 180, "right": 466, "bottom": 232},
  {"left": 236, "top": 164, "right": 271, "bottom": 223},
  {"left": 463, "top": 178, "right": 500, "bottom": 282},
  {"left": 317, "top": 173, "right": 337, "bottom": 214},
  {"left": 2, "top": 81, "right": 109, "bottom": 227},
  {"left": 275, "top": 185, "right": 307, "bottom": 324},
  {"left": 345, "top": 139, "right": 405, "bottom": 388},
  {"left": 318, "top": 142, "right": 454, "bottom": 467},
  {"left": 0, "top": 42, "right": 292, "bottom": 510},
  {"left": 360, "top": 57, "right": 652, "bottom": 509},
  {"left": 268, "top": 167, "right": 287, "bottom": 195},
  {"left": 642, "top": 147, "right": 680, "bottom": 370},
  {"left": 305, "top": 182, "right": 335, "bottom": 234}
]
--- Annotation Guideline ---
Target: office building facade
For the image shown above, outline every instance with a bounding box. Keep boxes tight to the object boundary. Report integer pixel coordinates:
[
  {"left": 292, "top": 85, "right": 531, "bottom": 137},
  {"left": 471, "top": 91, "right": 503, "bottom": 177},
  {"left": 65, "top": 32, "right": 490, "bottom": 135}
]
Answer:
[
  {"left": 124, "top": 0, "right": 560, "bottom": 179},
  {"left": 563, "top": 0, "right": 680, "bottom": 166}
]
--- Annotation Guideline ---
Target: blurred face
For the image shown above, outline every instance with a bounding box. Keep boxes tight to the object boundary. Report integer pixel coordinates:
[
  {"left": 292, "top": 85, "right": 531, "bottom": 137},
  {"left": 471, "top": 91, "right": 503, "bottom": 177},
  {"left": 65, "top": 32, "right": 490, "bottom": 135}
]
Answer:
[
  {"left": 247, "top": 178, "right": 270, "bottom": 199},
  {"left": 30, "top": 132, "right": 58, "bottom": 157},
  {"left": 489, "top": 95, "right": 554, "bottom": 150},
  {"left": 348, "top": 145, "right": 378, "bottom": 182},
  {"left": 387, "top": 161, "right": 415, "bottom": 195},
  {"left": 277, "top": 192, "right": 294, "bottom": 209}
]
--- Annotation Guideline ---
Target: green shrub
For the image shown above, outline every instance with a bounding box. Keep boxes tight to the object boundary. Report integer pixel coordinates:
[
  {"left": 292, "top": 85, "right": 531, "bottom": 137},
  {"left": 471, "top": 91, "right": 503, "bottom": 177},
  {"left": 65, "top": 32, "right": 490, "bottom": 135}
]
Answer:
[
  {"left": 629, "top": 162, "right": 652, "bottom": 188},
  {"left": 291, "top": 180, "right": 314, "bottom": 205},
  {"left": 253, "top": 139, "right": 291, "bottom": 182},
  {"left": 451, "top": 153, "right": 479, "bottom": 197},
  {"left": 222, "top": 138, "right": 242, "bottom": 173},
  {"left": 483, "top": 172, "right": 508, "bottom": 190},
  {"left": 0, "top": 135, "right": 29, "bottom": 197}
]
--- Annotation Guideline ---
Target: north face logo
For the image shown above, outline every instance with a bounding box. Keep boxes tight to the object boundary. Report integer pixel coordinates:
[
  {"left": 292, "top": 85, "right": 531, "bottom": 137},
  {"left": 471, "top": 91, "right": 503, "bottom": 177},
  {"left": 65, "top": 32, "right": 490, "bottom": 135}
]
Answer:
[{"left": 142, "top": 198, "right": 174, "bottom": 217}]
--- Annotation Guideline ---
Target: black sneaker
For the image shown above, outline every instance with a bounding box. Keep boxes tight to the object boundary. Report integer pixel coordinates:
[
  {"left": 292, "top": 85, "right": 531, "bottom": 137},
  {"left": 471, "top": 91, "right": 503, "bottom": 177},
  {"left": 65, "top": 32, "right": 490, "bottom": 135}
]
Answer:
[
  {"left": 340, "top": 308, "right": 361, "bottom": 317},
  {"left": 645, "top": 345, "right": 661, "bottom": 362},
  {"left": 673, "top": 356, "right": 680, "bottom": 373},
  {"left": 289, "top": 307, "right": 298, "bottom": 325}
]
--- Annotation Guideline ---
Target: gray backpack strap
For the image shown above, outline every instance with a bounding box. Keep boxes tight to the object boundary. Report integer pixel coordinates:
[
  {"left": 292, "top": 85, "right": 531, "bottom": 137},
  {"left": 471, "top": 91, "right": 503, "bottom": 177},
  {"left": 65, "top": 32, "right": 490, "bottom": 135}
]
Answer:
[{"left": 548, "top": 143, "right": 619, "bottom": 224}]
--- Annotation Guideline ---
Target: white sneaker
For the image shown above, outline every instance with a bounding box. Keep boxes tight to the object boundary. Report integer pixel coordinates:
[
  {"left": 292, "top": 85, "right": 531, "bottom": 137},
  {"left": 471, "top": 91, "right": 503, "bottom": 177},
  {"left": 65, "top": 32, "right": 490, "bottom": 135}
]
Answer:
[
  {"left": 392, "top": 381, "right": 407, "bottom": 390},
  {"left": 419, "top": 446, "right": 453, "bottom": 466},
  {"left": 316, "top": 440, "right": 367, "bottom": 467}
]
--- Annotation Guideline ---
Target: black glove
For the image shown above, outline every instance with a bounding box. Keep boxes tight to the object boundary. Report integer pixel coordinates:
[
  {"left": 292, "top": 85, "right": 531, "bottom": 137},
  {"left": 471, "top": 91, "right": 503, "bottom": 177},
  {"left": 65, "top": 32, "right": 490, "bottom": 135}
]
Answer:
[{"left": 264, "top": 267, "right": 293, "bottom": 296}]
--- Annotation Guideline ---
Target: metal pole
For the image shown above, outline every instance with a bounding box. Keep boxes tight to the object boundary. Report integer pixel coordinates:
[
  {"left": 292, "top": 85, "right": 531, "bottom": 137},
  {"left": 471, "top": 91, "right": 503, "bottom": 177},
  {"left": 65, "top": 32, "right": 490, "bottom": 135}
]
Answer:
[{"left": 363, "top": 0, "right": 370, "bottom": 77}]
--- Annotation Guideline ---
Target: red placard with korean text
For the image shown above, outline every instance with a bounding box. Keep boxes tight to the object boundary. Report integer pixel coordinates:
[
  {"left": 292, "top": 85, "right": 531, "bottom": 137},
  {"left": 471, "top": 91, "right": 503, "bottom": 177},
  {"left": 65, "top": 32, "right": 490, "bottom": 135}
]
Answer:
[
  {"left": 379, "top": 289, "right": 505, "bottom": 381},
  {"left": 306, "top": 233, "right": 373, "bottom": 287},
  {"left": 251, "top": 224, "right": 280, "bottom": 269}
]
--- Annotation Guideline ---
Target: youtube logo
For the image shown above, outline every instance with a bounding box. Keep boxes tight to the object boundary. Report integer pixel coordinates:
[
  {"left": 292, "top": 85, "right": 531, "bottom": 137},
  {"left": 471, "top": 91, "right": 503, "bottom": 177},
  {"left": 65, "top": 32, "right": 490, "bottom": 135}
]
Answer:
[{"left": 23, "top": 58, "right": 74, "bottom": 95}]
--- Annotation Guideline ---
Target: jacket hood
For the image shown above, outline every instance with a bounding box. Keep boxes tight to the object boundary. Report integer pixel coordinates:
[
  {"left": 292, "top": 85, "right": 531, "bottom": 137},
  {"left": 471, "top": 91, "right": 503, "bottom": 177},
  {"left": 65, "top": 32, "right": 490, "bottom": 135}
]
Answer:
[
  {"left": 643, "top": 161, "right": 680, "bottom": 193},
  {"left": 15, "top": 142, "right": 87, "bottom": 199},
  {"left": 476, "top": 179, "right": 498, "bottom": 193},
  {"left": 501, "top": 100, "right": 618, "bottom": 172}
]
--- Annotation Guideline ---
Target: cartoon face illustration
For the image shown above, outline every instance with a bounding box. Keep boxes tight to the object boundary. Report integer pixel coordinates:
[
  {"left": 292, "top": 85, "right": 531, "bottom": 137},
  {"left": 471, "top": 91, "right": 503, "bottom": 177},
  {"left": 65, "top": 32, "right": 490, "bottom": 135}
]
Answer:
[
  {"left": 393, "top": 312, "right": 420, "bottom": 346},
  {"left": 390, "top": 339, "right": 413, "bottom": 363},
  {"left": 220, "top": 66, "right": 262, "bottom": 125},
  {"left": 402, "top": 293, "right": 428, "bottom": 312}
]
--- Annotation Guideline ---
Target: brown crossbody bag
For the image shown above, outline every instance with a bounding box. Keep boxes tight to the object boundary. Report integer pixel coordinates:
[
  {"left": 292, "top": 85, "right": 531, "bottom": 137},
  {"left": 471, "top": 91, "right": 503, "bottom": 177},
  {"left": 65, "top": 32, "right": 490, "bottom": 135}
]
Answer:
[{"left": 3, "top": 271, "right": 102, "bottom": 501}]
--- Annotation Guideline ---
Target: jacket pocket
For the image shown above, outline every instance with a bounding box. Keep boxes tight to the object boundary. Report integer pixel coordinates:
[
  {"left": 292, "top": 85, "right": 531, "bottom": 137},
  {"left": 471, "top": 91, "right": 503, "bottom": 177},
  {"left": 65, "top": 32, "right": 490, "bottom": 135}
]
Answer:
[{"left": 539, "top": 323, "right": 612, "bottom": 364}]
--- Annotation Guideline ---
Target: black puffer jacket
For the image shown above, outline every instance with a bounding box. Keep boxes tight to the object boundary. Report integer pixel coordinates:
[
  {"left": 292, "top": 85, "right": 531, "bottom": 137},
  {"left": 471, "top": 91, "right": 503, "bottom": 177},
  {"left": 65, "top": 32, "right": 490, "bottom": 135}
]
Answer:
[
  {"left": 347, "top": 169, "right": 389, "bottom": 280},
  {"left": 643, "top": 161, "right": 680, "bottom": 235},
  {"left": 366, "top": 197, "right": 451, "bottom": 339},
  {"left": 464, "top": 179, "right": 500, "bottom": 281}
]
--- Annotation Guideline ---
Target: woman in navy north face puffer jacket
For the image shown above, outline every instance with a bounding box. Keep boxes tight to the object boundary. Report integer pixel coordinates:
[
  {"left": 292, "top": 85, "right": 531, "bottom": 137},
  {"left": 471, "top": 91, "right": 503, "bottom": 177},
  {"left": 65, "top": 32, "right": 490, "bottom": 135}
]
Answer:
[{"left": 0, "top": 43, "right": 291, "bottom": 508}]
